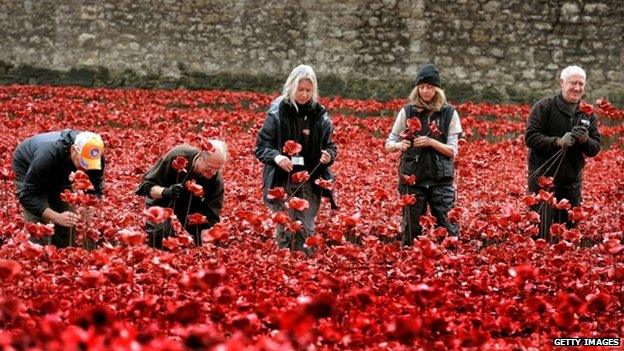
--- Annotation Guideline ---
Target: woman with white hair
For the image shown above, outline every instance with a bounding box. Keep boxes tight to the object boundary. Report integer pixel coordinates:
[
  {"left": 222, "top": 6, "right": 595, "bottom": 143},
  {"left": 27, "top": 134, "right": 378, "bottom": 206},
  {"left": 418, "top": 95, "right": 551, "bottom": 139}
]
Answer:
[
  {"left": 255, "top": 64, "right": 338, "bottom": 254},
  {"left": 385, "top": 63, "right": 462, "bottom": 246}
]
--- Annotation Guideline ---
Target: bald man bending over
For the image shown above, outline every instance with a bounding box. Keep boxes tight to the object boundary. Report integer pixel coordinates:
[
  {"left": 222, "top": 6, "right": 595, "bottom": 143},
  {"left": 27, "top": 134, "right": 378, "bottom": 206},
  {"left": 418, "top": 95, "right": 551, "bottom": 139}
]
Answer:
[{"left": 136, "top": 141, "right": 228, "bottom": 248}]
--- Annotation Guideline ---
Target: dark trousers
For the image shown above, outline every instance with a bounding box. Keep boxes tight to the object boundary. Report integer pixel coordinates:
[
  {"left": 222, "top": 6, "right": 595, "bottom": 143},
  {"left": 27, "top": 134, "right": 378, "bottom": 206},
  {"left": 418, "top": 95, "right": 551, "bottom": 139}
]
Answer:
[
  {"left": 528, "top": 177, "right": 581, "bottom": 240},
  {"left": 146, "top": 220, "right": 174, "bottom": 249},
  {"left": 401, "top": 184, "right": 458, "bottom": 246},
  {"left": 267, "top": 181, "right": 321, "bottom": 253}
]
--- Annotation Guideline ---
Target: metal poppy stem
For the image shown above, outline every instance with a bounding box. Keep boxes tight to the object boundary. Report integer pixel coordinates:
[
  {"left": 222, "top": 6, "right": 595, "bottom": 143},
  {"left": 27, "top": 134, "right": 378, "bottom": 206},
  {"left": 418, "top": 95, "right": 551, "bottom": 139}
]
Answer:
[
  {"left": 183, "top": 196, "right": 193, "bottom": 228},
  {"left": 284, "top": 162, "right": 322, "bottom": 203}
]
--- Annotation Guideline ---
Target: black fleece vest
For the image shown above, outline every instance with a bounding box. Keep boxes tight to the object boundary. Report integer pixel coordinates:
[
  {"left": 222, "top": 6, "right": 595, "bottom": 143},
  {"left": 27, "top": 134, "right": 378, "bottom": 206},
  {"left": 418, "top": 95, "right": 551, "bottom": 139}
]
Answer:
[{"left": 399, "top": 104, "right": 455, "bottom": 187}]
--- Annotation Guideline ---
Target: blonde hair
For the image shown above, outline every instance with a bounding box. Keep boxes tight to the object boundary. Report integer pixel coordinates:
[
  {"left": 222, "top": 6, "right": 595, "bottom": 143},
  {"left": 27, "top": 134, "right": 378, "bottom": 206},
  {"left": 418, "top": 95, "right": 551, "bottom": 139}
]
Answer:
[
  {"left": 281, "top": 64, "right": 319, "bottom": 109},
  {"left": 408, "top": 85, "right": 447, "bottom": 111}
]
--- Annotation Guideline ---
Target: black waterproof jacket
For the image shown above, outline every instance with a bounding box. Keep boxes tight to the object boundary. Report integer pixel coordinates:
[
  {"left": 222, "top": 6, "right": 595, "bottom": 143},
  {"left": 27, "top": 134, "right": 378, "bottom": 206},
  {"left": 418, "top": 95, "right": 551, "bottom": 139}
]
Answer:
[
  {"left": 135, "top": 145, "right": 224, "bottom": 231},
  {"left": 255, "top": 97, "right": 338, "bottom": 208},
  {"left": 525, "top": 93, "right": 601, "bottom": 187},
  {"left": 12, "top": 130, "right": 105, "bottom": 217}
]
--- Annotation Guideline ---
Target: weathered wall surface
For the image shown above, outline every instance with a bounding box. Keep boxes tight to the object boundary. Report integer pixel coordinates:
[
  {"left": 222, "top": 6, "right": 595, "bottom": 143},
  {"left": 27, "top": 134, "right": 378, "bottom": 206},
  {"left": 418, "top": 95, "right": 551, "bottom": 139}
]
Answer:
[{"left": 1, "top": 0, "right": 622, "bottom": 103}]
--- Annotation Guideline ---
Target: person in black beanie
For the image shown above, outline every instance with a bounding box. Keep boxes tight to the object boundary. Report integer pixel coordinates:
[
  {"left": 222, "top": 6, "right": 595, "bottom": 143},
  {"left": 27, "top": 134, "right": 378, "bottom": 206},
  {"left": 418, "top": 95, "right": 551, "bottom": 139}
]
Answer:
[
  {"left": 255, "top": 64, "right": 338, "bottom": 255},
  {"left": 385, "top": 63, "right": 462, "bottom": 246}
]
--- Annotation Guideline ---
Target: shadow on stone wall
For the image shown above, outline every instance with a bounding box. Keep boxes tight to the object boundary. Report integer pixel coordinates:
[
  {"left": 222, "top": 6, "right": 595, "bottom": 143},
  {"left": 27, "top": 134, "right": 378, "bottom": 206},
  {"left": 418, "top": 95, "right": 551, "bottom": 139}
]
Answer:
[{"left": 1, "top": 61, "right": 622, "bottom": 106}]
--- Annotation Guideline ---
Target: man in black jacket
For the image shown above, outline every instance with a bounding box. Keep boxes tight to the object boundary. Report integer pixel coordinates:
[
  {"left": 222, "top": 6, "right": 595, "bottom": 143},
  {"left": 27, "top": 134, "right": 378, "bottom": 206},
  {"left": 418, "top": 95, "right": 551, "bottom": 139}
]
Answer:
[
  {"left": 12, "top": 130, "right": 105, "bottom": 247},
  {"left": 136, "top": 141, "right": 227, "bottom": 249},
  {"left": 525, "top": 65, "right": 601, "bottom": 239}
]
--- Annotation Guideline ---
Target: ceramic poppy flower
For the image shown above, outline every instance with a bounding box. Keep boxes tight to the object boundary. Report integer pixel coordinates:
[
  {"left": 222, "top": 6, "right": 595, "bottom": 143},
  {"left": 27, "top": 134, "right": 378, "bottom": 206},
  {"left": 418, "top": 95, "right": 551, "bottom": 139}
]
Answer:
[
  {"left": 0, "top": 259, "right": 22, "bottom": 280},
  {"left": 267, "top": 187, "right": 288, "bottom": 201},
  {"left": 201, "top": 224, "right": 228, "bottom": 244},
  {"left": 286, "top": 220, "right": 303, "bottom": 233},
  {"left": 428, "top": 120, "right": 441, "bottom": 137},
  {"left": 407, "top": 118, "right": 422, "bottom": 133},
  {"left": 291, "top": 171, "right": 310, "bottom": 184},
  {"left": 341, "top": 212, "right": 360, "bottom": 227},
  {"left": 314, "top": 178, "right": 333, "bottom": 190},
  {"left": 401, "top": 174, "right": 416, "bottom": 186},
  {"left": 578, "top": 101, "right": 594, "bottom": 115},
  {"left": 24, "top": 222, "right": 54, "bottom": 239},
  {"left": 142, "top": 206, "right": 171, "bottom": 224},
  {"left": 118, "top": 228, "right": 146, "bottom": 246},
  {"left": 399, "top": 194, "right": 416, "bottom": 206},
  {"left": 171, "top": 156, "right": 188, "bottom": 173},
  {"left": 286, "top": 197, "right": 309, "bottom": 212},
  {"left": 283, "top": 140, "right": 302, "bottom": 156},
  {"left": 271, "top": 211, "right": 290, "bottom": 225},
  {"left": 186, "top": 213, "right": 207, "bottom": 226},
  {"left": 185, "top": 179, "right": 204, "bottom": 197},
  {"left": 305, "top": 235, "right": 324, "bottom": 247},
  {"left": 69, "top": 170, "right": 94, "bottom": 191}
]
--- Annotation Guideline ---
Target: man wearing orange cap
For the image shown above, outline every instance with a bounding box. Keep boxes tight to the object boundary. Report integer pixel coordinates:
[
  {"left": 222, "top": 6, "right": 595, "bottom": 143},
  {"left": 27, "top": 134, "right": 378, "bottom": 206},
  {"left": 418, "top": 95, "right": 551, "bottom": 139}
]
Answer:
[{"left": 12, "top": 130, "right": 105, "bottom": 247}]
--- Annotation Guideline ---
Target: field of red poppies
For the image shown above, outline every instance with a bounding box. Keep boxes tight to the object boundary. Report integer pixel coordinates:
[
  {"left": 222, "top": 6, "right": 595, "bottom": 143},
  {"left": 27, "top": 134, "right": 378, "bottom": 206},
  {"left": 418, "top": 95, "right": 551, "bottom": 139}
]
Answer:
[{"left": 0, "top": 85, "right": 623, "bottom": 350}]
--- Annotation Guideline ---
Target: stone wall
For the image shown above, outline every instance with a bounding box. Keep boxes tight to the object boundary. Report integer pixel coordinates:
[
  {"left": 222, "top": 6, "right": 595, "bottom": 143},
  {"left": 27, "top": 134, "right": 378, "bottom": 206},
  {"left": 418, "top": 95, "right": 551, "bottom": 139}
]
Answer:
[{"left": 0, "top": 0, "right": 622, "bottom": 104}]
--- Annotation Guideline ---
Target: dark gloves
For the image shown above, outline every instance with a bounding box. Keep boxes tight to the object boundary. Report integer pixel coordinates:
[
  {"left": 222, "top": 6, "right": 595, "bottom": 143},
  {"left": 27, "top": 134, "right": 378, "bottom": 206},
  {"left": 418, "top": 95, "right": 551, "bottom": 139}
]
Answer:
[
  {"left": 571, "top": 125, "right": 589, "bottom": 144},
  {"left": 556, "top": 132, "right": 575, "bottom": 148},
  {"left": 161, "top": 184, "right": 183, "bottom": 201}
]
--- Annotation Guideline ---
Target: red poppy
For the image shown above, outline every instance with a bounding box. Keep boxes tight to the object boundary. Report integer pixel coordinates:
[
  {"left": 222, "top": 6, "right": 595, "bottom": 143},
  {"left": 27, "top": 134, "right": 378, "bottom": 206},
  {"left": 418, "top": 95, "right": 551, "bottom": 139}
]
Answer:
[
  {"left": 407, "top": 118, "right": 422, "bottom": 133},
  {"left": 0, "top": 259, "right": 22, "bottom": 280},
  {"left": 267, "top": 187, "right": 288, "bottom": 201},
  {"left": 552, "top": 198, "right": 571, "bottom": 210},
  {"left": 283, "top": 140, "right": 302, "bottom": 156},
  {"left": 549, "top": 223, "right": 566, "bottom": 236},
  {"left": 69, "top": 170, "right": 94, "bottom": 191},
  {"left": 171, "top": 156, "right": 188, "bottom": 173},
  {"left": 291, "top": 171, "right": 310, "bottom": 184},
  {"left": 522, "top": 194, "right": 538, "bottom": 206},
  {"left": 185, "top": 179, "right": 204, "bottom": 197},
  {"left": 25, "top": 222, "right": 54, "bottom": 239},
  {"left": 399, "top": 194, "right": 416, "bottom": 206},
  {"left": 286, "top": 220, "right": 303, "bottom": 233},
  {"left": 201, "top": 224, "right": 228, "bottom": 244},
  {"left": 447, "top": 207, "right": 462, "bottom": 223},
  {"left": 186, "top": 213, "right": 207, "bottom": 226},
  {"left": 508, "top": 264, "right": 537, "bottom": 283},
  {"left": 341, "top": 212, "right": 360, "bottom": 227},
  {"left": 271, "top": 211, "right": 290, "bottom": 225},
  {"left": 162, "top": 236, "right": 183, "bottom": 251},
  {"left": 562, "top": 228, "right": 581, "bottom": 242},
  {"left": 537, "top": 176, "right": 553, "bottom": 190},
  {"left": 287, "top": 197, "right": 309, "bottom": 212},
  {"left": 428, "top": 121, "right": 441, "bottom": 136},
  {"left": 142, "top": 206, "right": 171, "bottom": 224},
  {"left": 568, "top": 206, "right": 588, "bottom": 222},
  {"left": 537, "top": 189, "right": 553, "bottom": 202},
  {"left": 305, "top": 235, "right": 324, "bottom": 247},
  {"left": 78, "top": 270, "right": 105, "bottom": 288},
  {"left": 0, "top": 166, "right": 14, "bottom": 180},
  {"left": 118, "top": 228, "right": 146, "bottom": 246},
  {"left": 314, "top": 178, "right": 333, "bottom": 190},
  {"left": 327, "top": 229, "right": 343, "bottom": 241},
  {"left": 401, "top": 174, "right": 416, "bottom": 186},
  {"left": 578, "top": 101, "right": 594, "bottom": 115}
]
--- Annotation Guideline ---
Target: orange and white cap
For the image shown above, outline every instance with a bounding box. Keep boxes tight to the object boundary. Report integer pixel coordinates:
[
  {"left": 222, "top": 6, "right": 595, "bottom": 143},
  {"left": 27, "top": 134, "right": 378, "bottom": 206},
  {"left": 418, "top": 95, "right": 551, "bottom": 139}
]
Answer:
[{"left": 74, "top": 132, "right": 104, "bottom": 170}]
